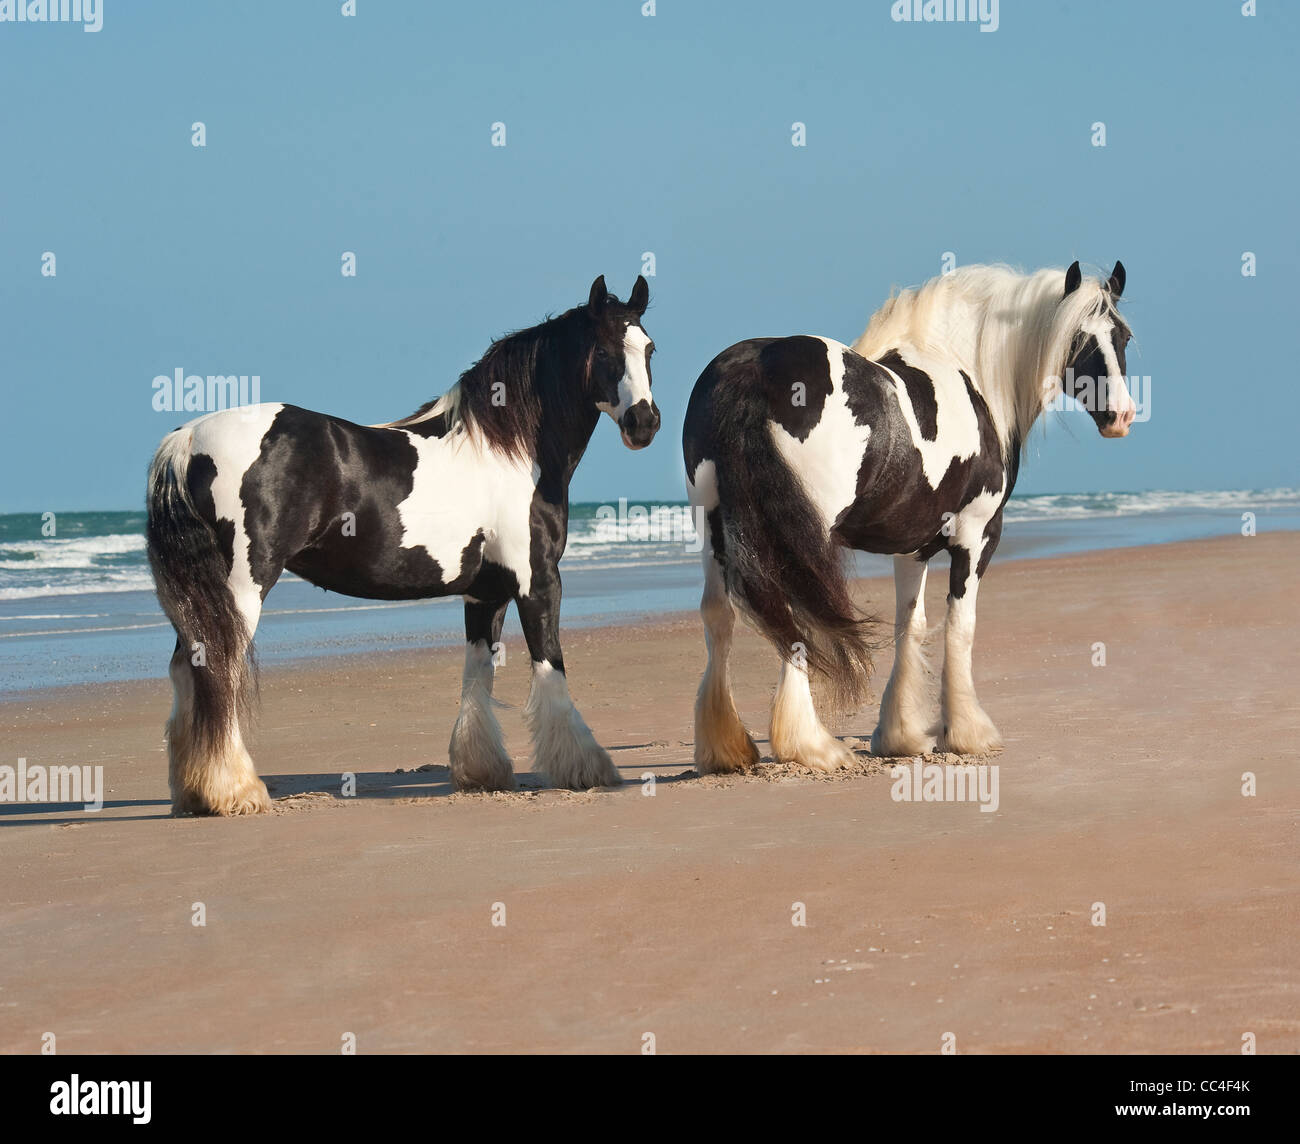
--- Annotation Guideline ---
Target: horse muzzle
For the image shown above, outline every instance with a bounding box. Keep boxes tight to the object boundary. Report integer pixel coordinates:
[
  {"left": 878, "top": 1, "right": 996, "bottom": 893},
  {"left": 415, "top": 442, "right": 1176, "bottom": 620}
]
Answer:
[
  {"left": 619, "top": 400, "right": 660, "bottom": 450},
  {"left": 1099, "top": 403, "right": 1136, "bottom": 438}
]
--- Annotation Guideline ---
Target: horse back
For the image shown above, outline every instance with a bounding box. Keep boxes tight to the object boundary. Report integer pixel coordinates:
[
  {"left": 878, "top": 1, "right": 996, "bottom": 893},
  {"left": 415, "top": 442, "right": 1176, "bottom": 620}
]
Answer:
[{"left": 684, "top": 335, "right": 1008, "bottom": 557}]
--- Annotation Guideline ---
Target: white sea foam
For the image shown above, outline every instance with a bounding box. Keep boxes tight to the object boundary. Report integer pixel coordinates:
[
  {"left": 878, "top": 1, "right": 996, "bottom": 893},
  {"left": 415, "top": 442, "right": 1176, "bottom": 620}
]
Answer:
[
  {"left": 0, "top": 532, "right": 146, "bottom": 568},
  {"left": 0, "top": 613, "right": 105, "bottom": 621},
  {"left": 1002, "top": 487, "right": 1300, "bottom": 523},
  {"left": 0, "top": 574, "right": 157, "bottom": 601},
  {"left": 1, "top": 490, "right": 1297, "bottom": 603},
  {"left": 0, "top": 620, "right": 171, "bottom": 639}
]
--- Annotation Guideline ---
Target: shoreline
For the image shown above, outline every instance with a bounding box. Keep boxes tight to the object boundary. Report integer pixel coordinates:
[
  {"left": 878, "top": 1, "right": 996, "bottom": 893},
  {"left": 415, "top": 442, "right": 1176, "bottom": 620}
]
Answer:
[{"left": 4, "top": 525, "right": 1296, "bottom": 701}]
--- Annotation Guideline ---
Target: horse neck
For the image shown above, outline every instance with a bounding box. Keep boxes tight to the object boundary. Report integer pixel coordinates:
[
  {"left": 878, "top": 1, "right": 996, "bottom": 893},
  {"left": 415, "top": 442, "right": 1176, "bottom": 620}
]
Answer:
[
  {"left": 933, "top": 276, "right": 1068, "bottom": 459},
  {"left": 529, "top": 349, "right": 600, "bottom": 491}
]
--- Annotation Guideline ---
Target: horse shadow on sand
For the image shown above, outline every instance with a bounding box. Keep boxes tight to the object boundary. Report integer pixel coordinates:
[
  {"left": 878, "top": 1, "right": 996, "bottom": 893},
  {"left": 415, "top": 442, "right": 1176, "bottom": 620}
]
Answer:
[{"left": 261, "top": 739, "right": 704, "bottom": 809}]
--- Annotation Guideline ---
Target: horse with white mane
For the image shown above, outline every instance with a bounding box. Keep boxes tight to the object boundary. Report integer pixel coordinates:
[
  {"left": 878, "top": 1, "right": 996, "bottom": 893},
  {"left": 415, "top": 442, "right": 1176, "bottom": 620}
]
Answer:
[
  {"left": 683, "top": 261, "right": 1134, "bottom": 772},
  {"left": 148, "top": 275, "right": 659, "bottom": 815}
]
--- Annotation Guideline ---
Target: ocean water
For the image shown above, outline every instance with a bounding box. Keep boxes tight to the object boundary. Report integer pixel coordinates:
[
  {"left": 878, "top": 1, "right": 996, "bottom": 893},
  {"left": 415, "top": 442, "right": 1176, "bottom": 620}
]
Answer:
[{"left": 2, "top": 490, "right": 1297, "bottom": 693}]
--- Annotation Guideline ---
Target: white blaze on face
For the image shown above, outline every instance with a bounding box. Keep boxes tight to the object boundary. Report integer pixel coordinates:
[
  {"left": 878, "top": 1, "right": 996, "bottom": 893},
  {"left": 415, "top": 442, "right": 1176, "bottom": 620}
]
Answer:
[
  {"left": 597, "top": 323, "right": 653, "bottom": 422},
  {"left": 1081, "top": 314, "right": 1136, "bottom": 436}
]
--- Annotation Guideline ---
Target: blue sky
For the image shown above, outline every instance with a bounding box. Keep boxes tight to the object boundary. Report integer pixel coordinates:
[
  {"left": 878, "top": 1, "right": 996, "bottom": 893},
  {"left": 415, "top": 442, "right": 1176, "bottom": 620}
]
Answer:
[{"left": 1, "top": 0, "right": 1296, "bottom": 512}]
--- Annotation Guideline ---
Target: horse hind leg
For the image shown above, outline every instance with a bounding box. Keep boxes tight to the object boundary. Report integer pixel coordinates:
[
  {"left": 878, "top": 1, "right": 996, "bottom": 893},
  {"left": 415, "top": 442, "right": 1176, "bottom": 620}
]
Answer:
[
  {"left": 694, "top": 553, "right": 760, "bottom": 773},
  {"left": 148, "top": 421, "right": 280, "bottom": 815},
  {"left": 166, "top": 589, "right": 270, "bottom": 816},
  {"left": 769, "top": 657, "right": 856, "bottom": 772},
  {"left": 448, "top": 599, "right": 515, "bottom": 792},
  {"left": 872, "top": 554, "right": 938, "bottom": 757}
]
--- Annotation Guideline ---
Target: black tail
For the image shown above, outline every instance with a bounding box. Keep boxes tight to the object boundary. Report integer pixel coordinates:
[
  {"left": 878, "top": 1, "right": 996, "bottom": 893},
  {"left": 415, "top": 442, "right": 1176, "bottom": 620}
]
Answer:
[
  {"left": 701, "top": 359, "right": 882, "bottom": 712},
  {"left": 146, "top": 432, "right": 254, "bottom": 756}
]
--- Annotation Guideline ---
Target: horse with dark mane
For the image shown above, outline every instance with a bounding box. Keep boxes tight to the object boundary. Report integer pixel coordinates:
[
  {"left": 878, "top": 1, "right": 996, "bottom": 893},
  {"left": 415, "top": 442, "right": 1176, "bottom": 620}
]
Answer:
[
  {"left": 683, "top": 261, "right": 1134, "bottom": 772},
  {"left": 148, "top": 275, "right": 659, "bottom": 815}
]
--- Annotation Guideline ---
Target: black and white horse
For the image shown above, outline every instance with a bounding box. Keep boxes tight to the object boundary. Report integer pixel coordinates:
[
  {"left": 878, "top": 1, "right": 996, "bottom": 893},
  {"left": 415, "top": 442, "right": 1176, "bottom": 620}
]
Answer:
[
  {"left": 683, "top": 261, "right": 1134, "bottom": 772},
  {"left": 147, "top": 275, "right": 659, "bottom": 815}
]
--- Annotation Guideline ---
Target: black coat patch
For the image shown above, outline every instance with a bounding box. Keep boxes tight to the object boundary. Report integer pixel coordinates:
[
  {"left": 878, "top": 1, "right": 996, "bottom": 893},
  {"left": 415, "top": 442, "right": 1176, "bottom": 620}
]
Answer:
[
  {"left": 758, "top": 335, "right": 832, "bottom": 441},
  {"left": 833, "top": 349, "right": 1004, "bottom": 557},
  {"left": 238, "top": 405, "right": 464, "bottom": 600},
  {"left": 185, "top": 452, "right": 236, "bottom": 576},
  {"left": 878, "top": 350, "right": 939, "bottom": 441},
  {"left": 683, "top": 339, "right": 770, "bottom": 480}
]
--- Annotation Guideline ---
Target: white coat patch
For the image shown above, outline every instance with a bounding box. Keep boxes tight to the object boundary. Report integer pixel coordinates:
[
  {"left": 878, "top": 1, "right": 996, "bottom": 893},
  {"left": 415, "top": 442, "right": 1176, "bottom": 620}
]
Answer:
[
  {"left": 879, "top": 346, "right": 982, "bottom": 490},
  {"left": 395, "top": 429, "right": 539, "bottom": 595},
  {"left": 188, "top": 403, "right": 286, "bottom": 604},
  {"left": 768, "top": 339, "right": 871, "bottom": 528}
]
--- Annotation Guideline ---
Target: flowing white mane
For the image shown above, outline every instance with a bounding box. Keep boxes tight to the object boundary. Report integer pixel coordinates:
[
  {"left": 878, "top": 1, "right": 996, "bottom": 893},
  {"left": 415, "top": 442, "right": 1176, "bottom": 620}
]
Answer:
[{"left": 853, "top": 263, "right": 1123, "bottom": 458}]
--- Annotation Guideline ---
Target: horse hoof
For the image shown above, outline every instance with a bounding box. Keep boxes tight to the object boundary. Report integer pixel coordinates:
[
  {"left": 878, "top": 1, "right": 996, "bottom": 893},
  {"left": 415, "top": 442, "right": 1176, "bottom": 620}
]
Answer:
[
  {"left": 172, "top": 777, "right": 271, "bottom": 817},
  {"left": 542, "top": 747, "right": 622, "bottom": 791},
  {"left": 937, "top": 714, "right": 1003, "bottom": 756},
  {"left": 451, "top": 772, "right": 517, "bottom": 794},
  {"left": 870, "top": 727, "right": 938, "bottom": 758},
  {"left": 781, "top": 736, "right": 856, "bottom": 773},
  {"left": 448, "top": 752, "right": 516, "bottom": 793},
  {"left": 694, "top": 734, "right": 760, "bottom": 775}
]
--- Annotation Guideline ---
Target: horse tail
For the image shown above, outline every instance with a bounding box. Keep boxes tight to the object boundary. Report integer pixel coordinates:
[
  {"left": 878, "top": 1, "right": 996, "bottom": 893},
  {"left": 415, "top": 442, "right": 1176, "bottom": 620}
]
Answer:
[
  {"left": 146, "top": 427, "right": 255, "bottom": 763},
  {"left": 706, "top": 360, "right": 881, "bottom": 712}
]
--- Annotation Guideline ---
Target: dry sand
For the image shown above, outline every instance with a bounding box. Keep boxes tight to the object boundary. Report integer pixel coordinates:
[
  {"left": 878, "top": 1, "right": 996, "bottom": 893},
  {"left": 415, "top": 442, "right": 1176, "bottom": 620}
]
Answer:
[{"left": 1, "top": 534, "right": 1296, "bottom": 1053}]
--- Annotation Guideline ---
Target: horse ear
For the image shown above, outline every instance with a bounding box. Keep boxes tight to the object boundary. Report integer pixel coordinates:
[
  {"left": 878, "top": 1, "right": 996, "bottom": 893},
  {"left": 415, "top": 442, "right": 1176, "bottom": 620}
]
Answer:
[
  {"left": 628, "top": 275, "right": 649, "bottom": 316},
  {"left": 588, "top": 275, "right": 609, "bottom": 313},
  {"left": 1107, "top": 260, "right": 1126, "bottom": 298},
  {"left": 1063, "top": 261, "right": 1082, "bottom": 297}
]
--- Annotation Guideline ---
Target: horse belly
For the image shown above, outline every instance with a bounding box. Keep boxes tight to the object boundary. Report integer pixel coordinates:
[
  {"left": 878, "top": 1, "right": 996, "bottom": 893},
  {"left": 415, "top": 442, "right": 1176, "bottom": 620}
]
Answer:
[
  {"left": 286, "top": 527, "right": 485, "bottom": 601},
  {"left": 282, "top": 428, "right": 493, "bottom": 600}
]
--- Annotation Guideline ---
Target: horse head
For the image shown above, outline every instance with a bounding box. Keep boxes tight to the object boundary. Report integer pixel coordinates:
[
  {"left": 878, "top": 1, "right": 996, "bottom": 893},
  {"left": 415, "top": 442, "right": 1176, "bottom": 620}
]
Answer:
[{"left": 585, "top": 275, "right": 661, "bottom": 449}]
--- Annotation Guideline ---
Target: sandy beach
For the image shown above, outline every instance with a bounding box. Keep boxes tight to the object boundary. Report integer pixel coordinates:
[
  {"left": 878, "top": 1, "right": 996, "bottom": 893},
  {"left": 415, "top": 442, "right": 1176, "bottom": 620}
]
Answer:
[{"left": 1, "top": 533, "right": 1296, "bottom": 1054}]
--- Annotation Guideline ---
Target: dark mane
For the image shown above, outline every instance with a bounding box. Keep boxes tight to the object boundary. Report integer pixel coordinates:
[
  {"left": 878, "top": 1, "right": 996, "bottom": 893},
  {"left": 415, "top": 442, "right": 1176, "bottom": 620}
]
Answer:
[
  {"left": 393, "top": 304, "right": 596, "bottom": 463},
  {"left": 458, "top": 309, "right": 577, "bottom": 461}
]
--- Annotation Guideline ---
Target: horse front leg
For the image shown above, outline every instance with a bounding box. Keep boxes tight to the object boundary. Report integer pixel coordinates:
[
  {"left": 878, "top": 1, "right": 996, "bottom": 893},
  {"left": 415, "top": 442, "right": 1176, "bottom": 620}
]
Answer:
[
  {"left": 448, "top": 597, "right": 515, "bottom": 792},
  {"left": 516, "top": 569, "right": 621, "bottom": 790},
  {"left": 938, "top": 541, "right": 1003, "bottom": 755}
]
